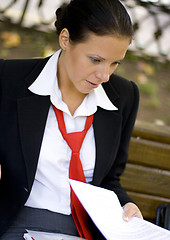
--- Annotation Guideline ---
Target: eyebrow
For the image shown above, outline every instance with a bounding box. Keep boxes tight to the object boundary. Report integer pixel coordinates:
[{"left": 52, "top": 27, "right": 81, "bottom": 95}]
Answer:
[{"left": 89, "top": 54, "right": 124, "bottom": 62}]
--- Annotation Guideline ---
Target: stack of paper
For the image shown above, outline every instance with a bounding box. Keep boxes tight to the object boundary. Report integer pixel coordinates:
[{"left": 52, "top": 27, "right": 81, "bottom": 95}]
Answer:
[
  {"left": 69, "top": 179, "right": 170, "bottom": 240},
  {"left": 24, "top": 230, "right": 84, "bottom": 240}
]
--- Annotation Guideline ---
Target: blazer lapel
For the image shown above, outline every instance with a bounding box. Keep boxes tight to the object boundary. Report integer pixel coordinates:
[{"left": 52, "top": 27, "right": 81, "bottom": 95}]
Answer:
[
  {"left": 92, "top": 80, "right": 122, "bottom": 185},
  {"left": 92, "top": 107, "right": 122, "bottom": 185},
  {"left": 17, "top": 57, "right": 51, "bottom": 190},
  {"left": 17, "top": 95, "right": 50, "bottom": 190}
]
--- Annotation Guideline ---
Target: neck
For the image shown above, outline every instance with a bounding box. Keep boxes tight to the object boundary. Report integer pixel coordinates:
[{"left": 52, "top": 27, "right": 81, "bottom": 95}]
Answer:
[{"left": 57, "top": 52, "right": 87, "bottom": 115}]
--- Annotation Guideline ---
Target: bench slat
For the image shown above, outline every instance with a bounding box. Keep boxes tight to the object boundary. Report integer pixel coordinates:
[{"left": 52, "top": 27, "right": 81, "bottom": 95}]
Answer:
[
  {"left": 129, "top": 137, "right": 170, "bottom": 171},
  {"left": 120, "top": 163, "right": 170, "bottom": 198},
  {"left": 133, "top": 120, "right": 170, "bottom": 144}
]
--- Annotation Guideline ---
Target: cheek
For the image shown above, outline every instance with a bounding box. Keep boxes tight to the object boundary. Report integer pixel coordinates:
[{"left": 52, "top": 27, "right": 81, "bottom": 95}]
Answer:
[
  {"left": 110, "top": 65, "right": 118, "bottom": 74},
  {"left": 69, "top": 58, "right": 92, "bottom": 80}
]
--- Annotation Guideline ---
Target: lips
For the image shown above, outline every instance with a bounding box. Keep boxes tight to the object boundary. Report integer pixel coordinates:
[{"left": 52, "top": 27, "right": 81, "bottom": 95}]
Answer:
[{"left": 86, "top": 80, "right": 98, "bottom": 88}]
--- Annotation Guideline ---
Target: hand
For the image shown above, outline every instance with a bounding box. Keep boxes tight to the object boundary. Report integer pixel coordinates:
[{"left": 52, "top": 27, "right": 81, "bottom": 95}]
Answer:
[{"left": 123, "top": 202, "right": 143, "bottom": 222}]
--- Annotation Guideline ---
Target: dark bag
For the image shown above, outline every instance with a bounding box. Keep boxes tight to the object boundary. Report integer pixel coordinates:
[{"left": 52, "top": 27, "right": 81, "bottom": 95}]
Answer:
[{"left": 156, "top": 204, "right": 170, "bottom": 230}]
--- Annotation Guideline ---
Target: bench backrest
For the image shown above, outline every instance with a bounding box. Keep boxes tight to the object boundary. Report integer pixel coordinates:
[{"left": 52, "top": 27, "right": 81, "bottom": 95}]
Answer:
[{"left": 120, "top": 120, "right": 170, "bottom": 222}]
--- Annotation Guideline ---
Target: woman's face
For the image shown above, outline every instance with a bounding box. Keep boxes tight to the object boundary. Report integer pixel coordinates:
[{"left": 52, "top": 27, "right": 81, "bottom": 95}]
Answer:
[{"left": 58, "top": 30, "right": 130, "bottom": 95}]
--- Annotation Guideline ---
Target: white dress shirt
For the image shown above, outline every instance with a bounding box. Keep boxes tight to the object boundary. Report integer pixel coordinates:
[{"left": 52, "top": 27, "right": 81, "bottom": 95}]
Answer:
[{"left": 25, "top": 50, "right": 118, "bottom": 215}]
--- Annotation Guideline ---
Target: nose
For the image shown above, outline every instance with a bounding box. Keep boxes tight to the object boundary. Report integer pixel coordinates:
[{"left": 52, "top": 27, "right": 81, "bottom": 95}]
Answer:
[{"left": 95, "top": 66, "right": 110, "bottom": 83}]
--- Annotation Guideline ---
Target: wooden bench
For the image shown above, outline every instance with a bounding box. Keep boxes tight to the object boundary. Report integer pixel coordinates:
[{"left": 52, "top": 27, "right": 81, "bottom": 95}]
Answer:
[{"left": 120, "top": 120, "right": 170, "bottom": 223}]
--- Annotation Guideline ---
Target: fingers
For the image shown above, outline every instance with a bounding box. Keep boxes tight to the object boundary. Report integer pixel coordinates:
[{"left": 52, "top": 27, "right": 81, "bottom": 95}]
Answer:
[{"left": 123, "top": 202, "right": 143, "bottom": 222}]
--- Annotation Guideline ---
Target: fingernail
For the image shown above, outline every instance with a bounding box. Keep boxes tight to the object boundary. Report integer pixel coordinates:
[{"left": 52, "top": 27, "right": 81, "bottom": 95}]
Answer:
[{"left": 124, "top": 216, "right": 129, "bottom": 222}]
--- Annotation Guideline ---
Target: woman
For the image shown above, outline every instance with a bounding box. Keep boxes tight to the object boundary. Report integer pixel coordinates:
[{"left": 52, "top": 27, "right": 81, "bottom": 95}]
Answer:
[{"left": 0, "top": 0, "right": 142, "bottom": 239}]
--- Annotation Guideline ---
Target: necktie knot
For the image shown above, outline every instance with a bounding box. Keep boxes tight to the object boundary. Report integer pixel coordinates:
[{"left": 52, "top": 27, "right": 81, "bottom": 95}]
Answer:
[
  {"left": 63, "top": 131, "right": 86, "bottom": 153},
  {"left": 72, "top": 152, "right": 80, "bottom": 157},
  {"left": 53, "top": 107, "right": 93, "bottom": 157}
]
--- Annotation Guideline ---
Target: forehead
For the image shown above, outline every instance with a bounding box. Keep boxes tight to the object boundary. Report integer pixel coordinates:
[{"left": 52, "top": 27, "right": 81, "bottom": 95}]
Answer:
[{"left": 70, "top": 33, "right": 131, "bottom": 60}]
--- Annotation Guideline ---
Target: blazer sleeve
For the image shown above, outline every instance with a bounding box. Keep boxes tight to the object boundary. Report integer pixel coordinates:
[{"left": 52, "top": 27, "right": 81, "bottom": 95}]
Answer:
[
  {"left": 0, "top": 59, "right": 5, "bottom": 79},
  {"left": 0, "top": 59, "right": 5, "bottom": 165},
  {"left": 101, "top": 78, "right": 139, "bottom": 206},
  {"left": 0, "top": 59, "right": 5, "bottom": 89}
]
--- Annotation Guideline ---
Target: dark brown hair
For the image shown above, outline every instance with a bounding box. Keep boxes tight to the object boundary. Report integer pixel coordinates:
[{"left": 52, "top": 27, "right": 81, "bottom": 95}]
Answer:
[{"left": 55, "top": 0, "right": 133, "bottom": 43}]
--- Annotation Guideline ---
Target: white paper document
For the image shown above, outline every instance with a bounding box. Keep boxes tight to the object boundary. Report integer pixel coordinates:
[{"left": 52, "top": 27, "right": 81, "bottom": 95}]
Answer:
[
  {"left": 69, "top": 179, "right": 170, "bottom": 240},
  {"left": 24, "top": 230, "right": 84, "bottom": 240}
]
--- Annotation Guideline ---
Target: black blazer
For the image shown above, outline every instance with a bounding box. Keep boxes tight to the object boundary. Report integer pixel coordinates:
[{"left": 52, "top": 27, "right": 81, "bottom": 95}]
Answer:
[{"left": 0, "top": 56, "right": 139, "bottom": 236}]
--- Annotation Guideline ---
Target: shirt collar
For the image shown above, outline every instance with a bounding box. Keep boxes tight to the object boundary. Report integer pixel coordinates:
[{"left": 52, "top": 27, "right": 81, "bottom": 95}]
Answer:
[{"left": 28, "top": 49, "right": 118, "bottom": 116}]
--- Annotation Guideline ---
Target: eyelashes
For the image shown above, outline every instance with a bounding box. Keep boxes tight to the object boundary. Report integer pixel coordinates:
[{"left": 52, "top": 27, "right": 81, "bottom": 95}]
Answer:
[
  {"left": 113, "top": 61, "right": 121, "bottom": 65},
  {"left": 89, "top": 57, "right": 121, "bottom": 65},
  {"left": 89, "top": 57, "right": 101, "bottom": 63}
]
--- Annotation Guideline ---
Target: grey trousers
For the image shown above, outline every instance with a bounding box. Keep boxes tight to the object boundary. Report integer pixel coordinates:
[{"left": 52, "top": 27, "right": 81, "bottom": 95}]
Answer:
[{"left": 1, "top": 206, "right": 79, "bottom": 240}]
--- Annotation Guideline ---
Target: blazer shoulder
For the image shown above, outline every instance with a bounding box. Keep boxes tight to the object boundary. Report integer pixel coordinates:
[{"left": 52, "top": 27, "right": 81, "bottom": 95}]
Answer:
[
  {"left": 0, "top": 57, "right": 51, "bottom": 99},
  {"left": 0, "top": 59, "right": 5, "bottom": 75},
  {"left": 103, "top": 74, "right": 139, "bottom": 104},
  {"left": 109, "top": 74, "right": 138, "bottom": 93},
  {"left": 0, "top": 56, "right": 51, "bottom": 86},
  {"left": 1, "top": 57, "right": 50, "bottom": 75}
]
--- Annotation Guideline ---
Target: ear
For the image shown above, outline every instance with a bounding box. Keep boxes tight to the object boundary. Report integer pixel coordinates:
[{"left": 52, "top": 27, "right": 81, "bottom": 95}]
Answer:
[{"left": 59, "top": 28, "right": 70, "bottom": 50}]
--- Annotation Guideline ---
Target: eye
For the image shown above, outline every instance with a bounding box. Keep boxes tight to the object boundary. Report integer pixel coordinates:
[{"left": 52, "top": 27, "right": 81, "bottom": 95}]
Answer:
[
  {"left": 89, "top": 57, "right": 101, "bottom": 63},
  {"left": 112, "top": 61, "right": 121, "bottom": 65}
]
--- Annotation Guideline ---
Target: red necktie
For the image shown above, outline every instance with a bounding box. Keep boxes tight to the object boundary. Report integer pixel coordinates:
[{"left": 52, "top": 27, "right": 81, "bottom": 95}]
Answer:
[{"left": 53, "top": 106, "right": 94, "bottom": 240}]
